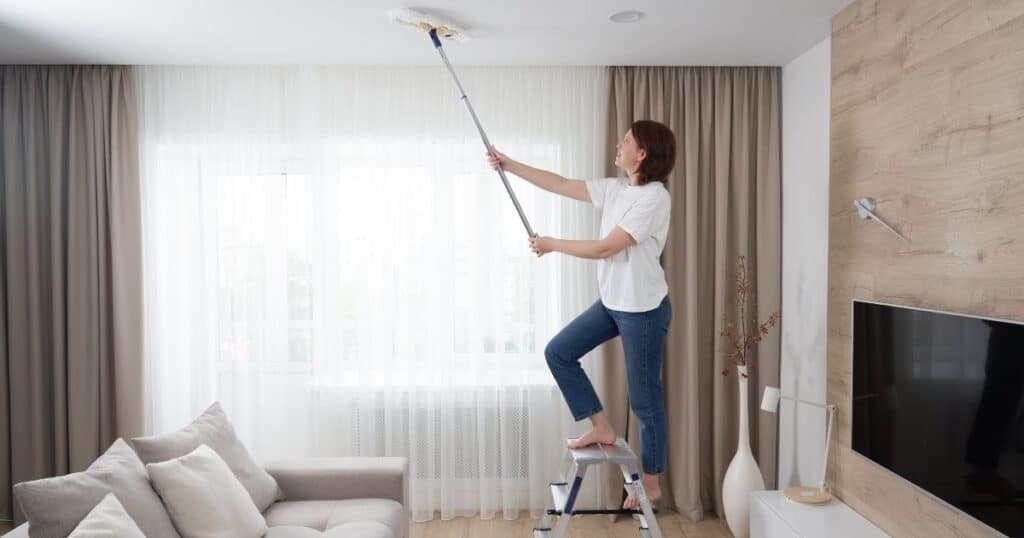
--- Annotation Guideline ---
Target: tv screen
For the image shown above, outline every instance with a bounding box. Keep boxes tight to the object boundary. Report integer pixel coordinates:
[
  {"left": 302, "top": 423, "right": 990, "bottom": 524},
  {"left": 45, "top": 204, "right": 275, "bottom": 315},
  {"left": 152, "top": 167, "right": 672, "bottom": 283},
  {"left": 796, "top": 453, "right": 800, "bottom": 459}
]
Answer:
[{"left": 853, "top": 300, "right": 1024, "bottom": 536}]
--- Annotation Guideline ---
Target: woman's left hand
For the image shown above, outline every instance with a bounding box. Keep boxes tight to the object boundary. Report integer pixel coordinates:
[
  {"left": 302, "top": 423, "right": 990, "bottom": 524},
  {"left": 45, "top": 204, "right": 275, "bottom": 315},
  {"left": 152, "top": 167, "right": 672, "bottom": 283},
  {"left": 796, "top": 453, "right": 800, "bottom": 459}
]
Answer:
[{"left": 529, "top": 236, "right": 556, "bottom": 257}]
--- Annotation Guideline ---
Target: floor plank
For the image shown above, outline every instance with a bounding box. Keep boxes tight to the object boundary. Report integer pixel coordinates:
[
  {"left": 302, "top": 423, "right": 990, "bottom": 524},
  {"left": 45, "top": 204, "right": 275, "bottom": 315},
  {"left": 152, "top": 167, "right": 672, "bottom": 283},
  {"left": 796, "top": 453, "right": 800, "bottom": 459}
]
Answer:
[{"left": 409, "top": 510, "right": 732, "bottom": 538}]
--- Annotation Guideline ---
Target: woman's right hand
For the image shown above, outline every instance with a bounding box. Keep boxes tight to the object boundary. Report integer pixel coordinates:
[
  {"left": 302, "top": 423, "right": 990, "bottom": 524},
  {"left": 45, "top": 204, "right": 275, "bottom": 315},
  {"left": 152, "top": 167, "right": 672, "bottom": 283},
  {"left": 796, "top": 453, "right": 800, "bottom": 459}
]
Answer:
[{"left": 487, "top": 147, "right": 511, "bottom": 171}]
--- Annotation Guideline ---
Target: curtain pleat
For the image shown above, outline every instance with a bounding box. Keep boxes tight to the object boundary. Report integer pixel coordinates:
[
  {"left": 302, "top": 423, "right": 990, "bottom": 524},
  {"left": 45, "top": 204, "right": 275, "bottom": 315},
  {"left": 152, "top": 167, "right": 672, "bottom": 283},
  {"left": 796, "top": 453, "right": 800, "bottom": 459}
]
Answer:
[{"left": 0, "top": 65, "right": 144, "bottom": 524}]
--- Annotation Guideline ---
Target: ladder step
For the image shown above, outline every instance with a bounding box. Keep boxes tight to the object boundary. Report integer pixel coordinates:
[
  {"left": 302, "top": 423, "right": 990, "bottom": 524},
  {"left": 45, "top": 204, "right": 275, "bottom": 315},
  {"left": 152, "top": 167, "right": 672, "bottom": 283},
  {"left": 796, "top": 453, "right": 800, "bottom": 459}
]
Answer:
[
  {"left": 567, "top": 437, "right": 638, "bottom": 466},
  {"left": 549, "top": 482, "right": 570, "bottom": 513}
]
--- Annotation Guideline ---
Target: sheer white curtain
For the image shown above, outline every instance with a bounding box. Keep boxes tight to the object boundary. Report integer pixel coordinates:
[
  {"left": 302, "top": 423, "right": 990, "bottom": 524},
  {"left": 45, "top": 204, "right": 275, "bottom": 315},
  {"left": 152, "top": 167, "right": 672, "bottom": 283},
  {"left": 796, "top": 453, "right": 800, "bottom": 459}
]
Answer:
[{"left": 136, "top": 65, "right": 613, "bottom": 520}]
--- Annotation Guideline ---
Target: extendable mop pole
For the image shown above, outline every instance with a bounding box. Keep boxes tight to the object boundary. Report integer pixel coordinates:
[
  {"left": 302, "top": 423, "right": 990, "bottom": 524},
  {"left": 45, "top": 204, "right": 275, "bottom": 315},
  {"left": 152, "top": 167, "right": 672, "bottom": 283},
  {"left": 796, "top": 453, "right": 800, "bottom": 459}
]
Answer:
[{"left": 427, "top": 28, "right": 537, "bottom": 239}]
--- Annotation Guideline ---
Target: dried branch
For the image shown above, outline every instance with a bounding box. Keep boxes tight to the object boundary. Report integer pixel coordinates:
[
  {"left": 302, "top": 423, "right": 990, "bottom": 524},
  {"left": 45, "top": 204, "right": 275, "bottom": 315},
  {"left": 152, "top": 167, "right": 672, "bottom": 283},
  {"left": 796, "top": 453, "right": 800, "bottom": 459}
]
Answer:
[{"left": 719, "top": 255, "right": 781, "bottom": 375}]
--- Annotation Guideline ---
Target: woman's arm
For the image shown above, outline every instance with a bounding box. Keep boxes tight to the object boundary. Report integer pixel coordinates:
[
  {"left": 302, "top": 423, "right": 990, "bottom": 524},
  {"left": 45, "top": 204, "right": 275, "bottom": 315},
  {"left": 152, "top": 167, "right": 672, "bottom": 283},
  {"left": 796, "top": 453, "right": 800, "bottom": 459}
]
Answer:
[
  {"left": 530, "top": 227, "right": 635, "bottom": 259},
  {"left": 488, "top": 148, "right": 591, "bottom": 203}
]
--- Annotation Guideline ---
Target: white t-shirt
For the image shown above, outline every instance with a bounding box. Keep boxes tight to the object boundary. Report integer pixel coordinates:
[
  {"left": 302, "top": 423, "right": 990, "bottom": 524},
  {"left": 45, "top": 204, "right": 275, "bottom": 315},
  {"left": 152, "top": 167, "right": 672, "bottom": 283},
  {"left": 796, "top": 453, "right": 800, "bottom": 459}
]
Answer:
[{"left": 585, "top": 177, "right": 671, "bottom": 312}]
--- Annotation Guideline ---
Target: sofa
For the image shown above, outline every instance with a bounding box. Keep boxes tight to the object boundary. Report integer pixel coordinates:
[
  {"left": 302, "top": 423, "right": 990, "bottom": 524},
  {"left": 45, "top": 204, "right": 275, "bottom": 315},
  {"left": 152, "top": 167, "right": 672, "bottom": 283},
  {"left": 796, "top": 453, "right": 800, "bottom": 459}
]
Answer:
[
  {"left": 6, "top": 456, "right": 409, "bottom": 538},
  {"left": 4, "top": 404, "right": 409, "bottom": 538}
]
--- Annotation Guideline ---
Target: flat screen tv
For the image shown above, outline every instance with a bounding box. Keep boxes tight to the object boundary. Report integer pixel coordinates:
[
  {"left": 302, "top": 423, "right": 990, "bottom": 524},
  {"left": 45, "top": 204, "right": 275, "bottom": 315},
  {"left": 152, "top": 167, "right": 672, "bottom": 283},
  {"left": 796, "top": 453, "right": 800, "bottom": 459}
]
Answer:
[{"left": 853, "top": 299, "right": 1024, "bottom": 536}]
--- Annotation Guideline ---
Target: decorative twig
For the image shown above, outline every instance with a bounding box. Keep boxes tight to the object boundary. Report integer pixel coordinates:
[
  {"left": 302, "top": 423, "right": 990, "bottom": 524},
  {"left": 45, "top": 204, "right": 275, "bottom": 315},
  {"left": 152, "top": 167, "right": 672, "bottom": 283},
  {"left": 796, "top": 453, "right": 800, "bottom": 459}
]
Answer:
[{"left": 719, "top": 255, "right": 780, "bottom": 376}]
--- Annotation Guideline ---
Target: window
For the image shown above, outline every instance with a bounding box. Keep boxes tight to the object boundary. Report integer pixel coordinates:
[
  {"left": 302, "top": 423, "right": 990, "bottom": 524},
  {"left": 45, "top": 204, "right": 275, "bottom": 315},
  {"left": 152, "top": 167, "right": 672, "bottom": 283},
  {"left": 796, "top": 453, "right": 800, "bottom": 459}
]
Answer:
[{"left": 209, "top": 143, "right": 552, "bottom": 383}]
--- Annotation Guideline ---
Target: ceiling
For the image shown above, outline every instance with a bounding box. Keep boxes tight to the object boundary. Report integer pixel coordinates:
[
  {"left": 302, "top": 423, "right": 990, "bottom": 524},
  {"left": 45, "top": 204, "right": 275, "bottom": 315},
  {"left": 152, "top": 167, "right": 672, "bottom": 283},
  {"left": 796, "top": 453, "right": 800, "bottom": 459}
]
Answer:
[{"left": 0, "top": 0, "right": 854, "bottom": 65}]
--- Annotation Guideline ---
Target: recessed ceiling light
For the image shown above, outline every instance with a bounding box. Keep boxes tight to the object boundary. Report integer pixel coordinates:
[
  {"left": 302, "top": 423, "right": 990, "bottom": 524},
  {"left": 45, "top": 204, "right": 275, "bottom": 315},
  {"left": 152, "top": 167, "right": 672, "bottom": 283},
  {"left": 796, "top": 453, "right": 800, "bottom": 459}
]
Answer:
[{"left": 609, "top": 10, "right": 644, "bottom": 23}]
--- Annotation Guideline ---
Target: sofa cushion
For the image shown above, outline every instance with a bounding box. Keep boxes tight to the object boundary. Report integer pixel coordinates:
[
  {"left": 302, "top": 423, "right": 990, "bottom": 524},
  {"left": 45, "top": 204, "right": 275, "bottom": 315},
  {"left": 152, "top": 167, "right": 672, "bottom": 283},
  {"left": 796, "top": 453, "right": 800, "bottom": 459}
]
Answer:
[
  {"left": 322, "top": 522, "right": 393, "bottom": 538},
  {"left": 264, "top": 527, "right": 323, "bottom": 538},
  {"left": 323, "top": 499, "right": 405, "bottom": 536},
  {"left": 12, "top": 439, "right": 180, "bottom": 538},
  {"left": 263, "top": 499, "right": 403, "bottom": 537},
  {"left": 147, "top": 444, "right": 268, "bottom": 538},
  {"left": 68, "top": 493, "right": 145, "bottom": 538},
  {"left": 131, "top": 401, "right": 282, "bottom": 511},
  {"left": 264, "top": 501, "right": 340, "bottom": 530}
]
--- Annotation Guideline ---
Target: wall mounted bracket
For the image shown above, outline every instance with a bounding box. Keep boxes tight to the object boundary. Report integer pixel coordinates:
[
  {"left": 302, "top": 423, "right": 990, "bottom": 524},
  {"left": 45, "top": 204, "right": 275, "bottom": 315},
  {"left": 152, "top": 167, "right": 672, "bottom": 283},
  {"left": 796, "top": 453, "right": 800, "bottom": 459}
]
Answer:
[{"left": 853, "top": 197, "right": 909, "bottom": 244}]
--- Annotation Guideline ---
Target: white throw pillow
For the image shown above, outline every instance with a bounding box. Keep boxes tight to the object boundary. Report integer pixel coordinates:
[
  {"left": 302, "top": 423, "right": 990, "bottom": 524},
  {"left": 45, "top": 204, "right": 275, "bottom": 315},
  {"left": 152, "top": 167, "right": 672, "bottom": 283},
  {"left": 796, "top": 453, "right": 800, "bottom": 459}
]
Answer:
[
  {"left": 146, "top": 444, "right": 268, "bottom": 538},
  {"left": 130, "top": 402, "right": 282, "bottom": 511},
  {"left": 68, "top": 493, "right": 145, "bottom": 538}
]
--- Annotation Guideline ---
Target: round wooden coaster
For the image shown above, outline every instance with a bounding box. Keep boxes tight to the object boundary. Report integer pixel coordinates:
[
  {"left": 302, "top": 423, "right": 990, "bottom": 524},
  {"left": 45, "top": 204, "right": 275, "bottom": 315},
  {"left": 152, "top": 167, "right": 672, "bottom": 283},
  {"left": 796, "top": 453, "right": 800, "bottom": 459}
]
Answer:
[{"left": 783, "top": 486, "right": 833, "bottom": 505}]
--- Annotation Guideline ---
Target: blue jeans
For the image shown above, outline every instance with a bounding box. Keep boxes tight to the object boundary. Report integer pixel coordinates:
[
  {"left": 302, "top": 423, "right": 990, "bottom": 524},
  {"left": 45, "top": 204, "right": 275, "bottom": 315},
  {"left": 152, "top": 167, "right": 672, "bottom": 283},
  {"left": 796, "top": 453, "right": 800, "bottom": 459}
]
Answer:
[{"left": 544, "top": 296, "right": 672, "bottom": 474}]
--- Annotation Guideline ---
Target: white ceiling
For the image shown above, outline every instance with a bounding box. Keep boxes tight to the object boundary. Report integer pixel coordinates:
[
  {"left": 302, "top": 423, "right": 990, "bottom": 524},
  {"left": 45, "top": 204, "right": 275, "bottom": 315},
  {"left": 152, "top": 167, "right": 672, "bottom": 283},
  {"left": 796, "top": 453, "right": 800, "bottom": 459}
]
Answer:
[{"left": 0, "top": 0, "right": 854, "bottom": 66}]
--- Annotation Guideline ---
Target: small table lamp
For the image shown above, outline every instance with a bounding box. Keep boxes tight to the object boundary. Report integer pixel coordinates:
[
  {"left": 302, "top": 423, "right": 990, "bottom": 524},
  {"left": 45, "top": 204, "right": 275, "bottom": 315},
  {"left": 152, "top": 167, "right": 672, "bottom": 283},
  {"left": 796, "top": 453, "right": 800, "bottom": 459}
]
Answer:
[{"left": 760, "top": 386, "right": 836, "bottom": 505}]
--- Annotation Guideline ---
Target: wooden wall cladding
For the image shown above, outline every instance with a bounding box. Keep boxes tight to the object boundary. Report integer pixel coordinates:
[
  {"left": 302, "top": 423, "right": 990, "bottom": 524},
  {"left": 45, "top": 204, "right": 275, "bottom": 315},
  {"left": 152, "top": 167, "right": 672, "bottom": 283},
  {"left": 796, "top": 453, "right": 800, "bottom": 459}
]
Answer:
[{"left": 829, "top": 0, "right": 1024, "bottom": 536}]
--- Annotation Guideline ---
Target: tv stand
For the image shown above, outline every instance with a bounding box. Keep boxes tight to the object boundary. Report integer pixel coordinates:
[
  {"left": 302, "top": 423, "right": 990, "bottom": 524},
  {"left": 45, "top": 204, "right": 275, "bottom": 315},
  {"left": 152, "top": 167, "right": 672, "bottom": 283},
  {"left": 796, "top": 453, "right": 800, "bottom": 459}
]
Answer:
[{"left": 750, "top": 490, "right": 888, "bottom": 537}]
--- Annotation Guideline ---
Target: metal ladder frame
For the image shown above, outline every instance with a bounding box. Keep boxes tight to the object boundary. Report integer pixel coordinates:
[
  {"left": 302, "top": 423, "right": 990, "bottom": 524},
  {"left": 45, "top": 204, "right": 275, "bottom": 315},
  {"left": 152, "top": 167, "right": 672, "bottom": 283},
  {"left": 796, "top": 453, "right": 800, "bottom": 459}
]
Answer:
[{"left": 534, "top": 438, "right": 662, "bottom": 538}]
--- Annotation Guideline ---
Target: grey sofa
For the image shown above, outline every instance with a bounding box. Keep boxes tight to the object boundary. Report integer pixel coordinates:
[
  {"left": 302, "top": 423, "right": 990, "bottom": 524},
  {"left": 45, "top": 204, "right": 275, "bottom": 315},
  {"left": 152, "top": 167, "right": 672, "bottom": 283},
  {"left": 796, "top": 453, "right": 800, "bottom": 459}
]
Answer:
[{"left": 4, "top": 456, "right": 409, "bottom": 538}]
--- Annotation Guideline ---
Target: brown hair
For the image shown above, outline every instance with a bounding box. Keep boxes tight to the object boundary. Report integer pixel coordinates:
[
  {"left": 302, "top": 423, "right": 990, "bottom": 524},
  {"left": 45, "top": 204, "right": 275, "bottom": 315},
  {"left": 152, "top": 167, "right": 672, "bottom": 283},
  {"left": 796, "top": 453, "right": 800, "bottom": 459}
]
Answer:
[{"left": 630, "top": 120, "right": 676, "bottom": 185}]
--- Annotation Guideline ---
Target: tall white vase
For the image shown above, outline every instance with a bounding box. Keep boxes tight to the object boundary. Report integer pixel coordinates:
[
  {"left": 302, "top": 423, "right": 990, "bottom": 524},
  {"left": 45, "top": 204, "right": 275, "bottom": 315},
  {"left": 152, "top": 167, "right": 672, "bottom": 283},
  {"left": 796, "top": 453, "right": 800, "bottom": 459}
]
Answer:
[{"left": 722, "top": 364, "right": 765, "bottom": 538}]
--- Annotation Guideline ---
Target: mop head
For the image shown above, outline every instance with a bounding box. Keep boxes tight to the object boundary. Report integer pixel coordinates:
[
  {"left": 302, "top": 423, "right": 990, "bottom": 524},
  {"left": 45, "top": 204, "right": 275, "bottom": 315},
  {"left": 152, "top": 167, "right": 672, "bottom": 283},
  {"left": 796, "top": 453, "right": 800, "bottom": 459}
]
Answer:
[{"left": 388, "top": 8, "right": 469, "bottom": 42}]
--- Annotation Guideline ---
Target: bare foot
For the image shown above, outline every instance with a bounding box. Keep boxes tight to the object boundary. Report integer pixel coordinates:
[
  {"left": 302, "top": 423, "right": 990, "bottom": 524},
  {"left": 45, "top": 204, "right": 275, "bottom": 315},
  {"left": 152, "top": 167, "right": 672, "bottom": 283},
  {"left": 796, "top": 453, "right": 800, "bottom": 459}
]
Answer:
[
  {"left": 623, "top": 473, "right": 661, "bottom": 510},
  {"left": 567, "top": 426, "right": 617, "bottom": 449}
]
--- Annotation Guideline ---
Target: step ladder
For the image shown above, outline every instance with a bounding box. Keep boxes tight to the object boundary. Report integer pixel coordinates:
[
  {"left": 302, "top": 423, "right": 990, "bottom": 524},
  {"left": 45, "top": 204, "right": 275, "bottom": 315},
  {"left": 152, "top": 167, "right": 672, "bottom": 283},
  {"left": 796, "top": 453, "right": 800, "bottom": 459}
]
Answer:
[{"left": 534, "top": 438, "right": 662, "bottom": 538}]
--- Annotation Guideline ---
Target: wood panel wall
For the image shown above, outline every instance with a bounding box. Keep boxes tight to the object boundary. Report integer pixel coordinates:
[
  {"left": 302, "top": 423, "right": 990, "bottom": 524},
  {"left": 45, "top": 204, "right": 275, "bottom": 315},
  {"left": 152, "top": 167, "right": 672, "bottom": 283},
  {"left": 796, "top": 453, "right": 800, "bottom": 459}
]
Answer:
[{"left": 828, "top": 0, "right": 1024, "bottom": 536}]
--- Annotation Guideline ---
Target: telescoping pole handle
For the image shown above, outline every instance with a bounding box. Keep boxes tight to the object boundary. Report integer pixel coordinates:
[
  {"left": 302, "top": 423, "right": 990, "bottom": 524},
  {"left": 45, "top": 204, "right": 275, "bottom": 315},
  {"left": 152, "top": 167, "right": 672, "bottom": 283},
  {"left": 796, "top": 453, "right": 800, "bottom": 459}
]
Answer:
[{"left": 429, "top": 29, "right": 537, "bottom": 239}]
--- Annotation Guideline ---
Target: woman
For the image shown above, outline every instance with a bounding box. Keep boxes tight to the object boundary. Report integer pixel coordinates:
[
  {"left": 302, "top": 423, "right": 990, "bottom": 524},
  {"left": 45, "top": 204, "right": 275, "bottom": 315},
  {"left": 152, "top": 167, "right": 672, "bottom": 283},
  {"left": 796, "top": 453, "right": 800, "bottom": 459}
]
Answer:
[{"left": 487, "top": 120, "right": 675, "bottom": 509}]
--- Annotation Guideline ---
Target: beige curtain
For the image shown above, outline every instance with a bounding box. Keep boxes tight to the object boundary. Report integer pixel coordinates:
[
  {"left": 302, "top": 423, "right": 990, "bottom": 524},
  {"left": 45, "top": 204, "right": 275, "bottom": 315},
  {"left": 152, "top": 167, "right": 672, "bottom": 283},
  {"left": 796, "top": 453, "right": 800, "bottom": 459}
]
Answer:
[
  {"left": 0, "top": 65, "right": 144, "bottom": 524},
  {"left": 600, "top": 66, "right": 781, "bottom": 520}
]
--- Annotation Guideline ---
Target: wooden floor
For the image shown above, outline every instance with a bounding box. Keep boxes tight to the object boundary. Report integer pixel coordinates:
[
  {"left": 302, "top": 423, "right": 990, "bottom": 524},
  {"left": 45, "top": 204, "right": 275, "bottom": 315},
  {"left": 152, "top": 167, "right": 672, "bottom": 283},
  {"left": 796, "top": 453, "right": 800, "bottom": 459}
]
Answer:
[
  {"left": 410, "top": 510, "right": 732, "bottom": 538},
  {"left": 0, "top": 512, "right": 732, "bottom": 537}
]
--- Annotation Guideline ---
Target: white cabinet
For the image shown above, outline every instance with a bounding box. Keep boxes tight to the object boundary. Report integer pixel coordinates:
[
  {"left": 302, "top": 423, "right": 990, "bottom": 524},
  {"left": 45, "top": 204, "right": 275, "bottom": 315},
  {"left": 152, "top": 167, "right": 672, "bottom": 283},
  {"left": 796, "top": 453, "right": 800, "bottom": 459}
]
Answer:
[{"left": 750, "top": 490, "right": 889, "bottom": 538}]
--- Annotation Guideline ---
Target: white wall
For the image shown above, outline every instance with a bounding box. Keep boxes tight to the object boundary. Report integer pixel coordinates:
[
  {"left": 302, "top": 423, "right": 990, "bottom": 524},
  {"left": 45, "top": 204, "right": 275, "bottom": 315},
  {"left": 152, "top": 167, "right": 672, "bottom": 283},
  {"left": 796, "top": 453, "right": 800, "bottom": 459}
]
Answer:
[{"left": 778, "top": 36, "right": 831, "bottom": 489}]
